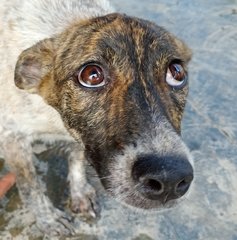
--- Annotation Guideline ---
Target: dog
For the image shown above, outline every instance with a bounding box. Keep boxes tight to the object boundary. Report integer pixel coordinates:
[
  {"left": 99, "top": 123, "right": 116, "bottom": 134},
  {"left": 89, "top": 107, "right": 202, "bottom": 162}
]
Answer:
[{"left": 0, "top": 0, "right": 193, "bottom": 236}]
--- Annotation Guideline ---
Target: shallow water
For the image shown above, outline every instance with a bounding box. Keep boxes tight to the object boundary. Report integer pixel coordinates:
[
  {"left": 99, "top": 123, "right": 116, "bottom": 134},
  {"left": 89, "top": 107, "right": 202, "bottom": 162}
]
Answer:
[{"left": 1, "top": 0, "right": 237, "bottom": 239}]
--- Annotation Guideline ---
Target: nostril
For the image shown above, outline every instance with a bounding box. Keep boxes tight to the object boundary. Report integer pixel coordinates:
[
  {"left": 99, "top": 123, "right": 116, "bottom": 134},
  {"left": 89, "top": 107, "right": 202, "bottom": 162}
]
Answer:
[
  {"left": 177, "top": 179, "right": 189, "bottom": 191},
  {"left": 175, "top": 176, "right": 193, "bottom": 196},
  {"left": 147, "top": 179, "right": 163, "bottom": 192},
  {"left": 140, "top": 177, "right": 164, "bottom": 195}
]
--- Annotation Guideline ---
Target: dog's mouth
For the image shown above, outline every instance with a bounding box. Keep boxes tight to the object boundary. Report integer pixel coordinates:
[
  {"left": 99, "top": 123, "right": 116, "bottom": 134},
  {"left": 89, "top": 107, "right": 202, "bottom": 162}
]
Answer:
[{"left": 86, "top": 121, "right": 194, "bottom": 210}]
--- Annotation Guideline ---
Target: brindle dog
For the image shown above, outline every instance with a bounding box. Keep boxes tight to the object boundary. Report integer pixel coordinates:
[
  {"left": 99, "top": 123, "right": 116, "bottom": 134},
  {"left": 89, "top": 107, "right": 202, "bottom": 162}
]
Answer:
[{"left": 0, "top": 0, "right": 193, "bottom": 236}]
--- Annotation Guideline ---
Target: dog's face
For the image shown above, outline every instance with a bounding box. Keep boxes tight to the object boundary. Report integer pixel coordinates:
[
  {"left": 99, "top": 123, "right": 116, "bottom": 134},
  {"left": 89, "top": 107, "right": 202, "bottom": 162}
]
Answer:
[{"left": 15, "top": 13, "right": 193, "bottom": 210}]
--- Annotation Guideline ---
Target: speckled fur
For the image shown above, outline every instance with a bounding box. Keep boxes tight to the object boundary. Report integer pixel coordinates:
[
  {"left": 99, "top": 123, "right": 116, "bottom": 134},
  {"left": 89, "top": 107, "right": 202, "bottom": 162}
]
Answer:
[{"left": 0, "top": 0, "right": 192, "bottom": 236}]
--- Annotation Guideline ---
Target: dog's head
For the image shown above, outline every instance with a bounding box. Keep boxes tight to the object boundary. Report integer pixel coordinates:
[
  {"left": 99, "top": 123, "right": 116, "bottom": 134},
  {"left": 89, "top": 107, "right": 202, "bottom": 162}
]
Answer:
[{"left": 15, "top": 13, "right": 193, "bottom": 210}]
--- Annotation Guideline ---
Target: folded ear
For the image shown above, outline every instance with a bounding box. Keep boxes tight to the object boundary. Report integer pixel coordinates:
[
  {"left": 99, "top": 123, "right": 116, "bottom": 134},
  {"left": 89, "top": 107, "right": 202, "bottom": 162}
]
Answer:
[{"left": 14, "top": 38, "right": 54, "bottom": 93}]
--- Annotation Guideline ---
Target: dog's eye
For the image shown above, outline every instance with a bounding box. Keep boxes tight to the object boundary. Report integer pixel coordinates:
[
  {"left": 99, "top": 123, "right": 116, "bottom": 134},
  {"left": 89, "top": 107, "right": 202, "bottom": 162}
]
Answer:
[
  {"left": 78, "top": 64, "right": 105, "bottom": 88},
  {"left": 166, "top": 63, "right": 187, "bottom": 88}
]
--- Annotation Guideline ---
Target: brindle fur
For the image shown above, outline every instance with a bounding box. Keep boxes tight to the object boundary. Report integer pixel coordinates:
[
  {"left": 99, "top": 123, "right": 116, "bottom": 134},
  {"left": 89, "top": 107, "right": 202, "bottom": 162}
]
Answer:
[
  {"left": 32, "top": 13, "right": 191, "bottom": 179},
  {"left": 0, "top": 0, "right": 192, "bottom": 236}
]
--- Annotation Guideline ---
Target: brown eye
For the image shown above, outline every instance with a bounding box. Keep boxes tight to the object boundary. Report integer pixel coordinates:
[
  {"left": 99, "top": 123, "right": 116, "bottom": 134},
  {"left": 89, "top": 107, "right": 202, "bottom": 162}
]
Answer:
[
  {"left": 166, "top": 63, "right": 187, "bottom": 88},
  {"left": 78, "top": 64, "right": 105, "bottom": 88}
]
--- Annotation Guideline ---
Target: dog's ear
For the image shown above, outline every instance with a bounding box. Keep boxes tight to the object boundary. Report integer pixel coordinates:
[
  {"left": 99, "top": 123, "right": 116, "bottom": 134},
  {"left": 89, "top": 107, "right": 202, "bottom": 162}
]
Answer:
[{"left": 14, "top": 38, "right": 54, "bottom": 93}]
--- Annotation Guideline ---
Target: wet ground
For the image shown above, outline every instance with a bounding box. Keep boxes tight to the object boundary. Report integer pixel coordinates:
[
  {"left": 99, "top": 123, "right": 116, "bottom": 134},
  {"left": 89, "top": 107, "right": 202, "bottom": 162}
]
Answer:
[{"left": 1, "top": 0, "right": 237, "bottom": 239}]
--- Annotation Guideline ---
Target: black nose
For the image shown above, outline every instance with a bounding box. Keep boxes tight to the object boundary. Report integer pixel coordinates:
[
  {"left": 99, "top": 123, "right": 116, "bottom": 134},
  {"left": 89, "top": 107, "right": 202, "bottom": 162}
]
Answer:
[{"left": 132, "top": 154, "right": 193, "bottom": 203}]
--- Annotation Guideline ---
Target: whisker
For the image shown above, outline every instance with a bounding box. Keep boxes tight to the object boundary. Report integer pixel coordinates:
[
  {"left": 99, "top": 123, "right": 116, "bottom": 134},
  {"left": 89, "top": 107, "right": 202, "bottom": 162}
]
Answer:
[{"left": 98, "top": 176, "right": 111, "bottom": 180}]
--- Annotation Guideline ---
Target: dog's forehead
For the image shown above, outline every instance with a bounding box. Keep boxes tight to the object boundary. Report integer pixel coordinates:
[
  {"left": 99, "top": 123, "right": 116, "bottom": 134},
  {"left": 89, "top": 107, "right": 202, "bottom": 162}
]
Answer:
[
  {"left": 80, "top": 14, "right": 179, "bottom": 59},
  {"left": 95, "top": 16, "right": 171, "bottom": 46},
  {"left": 55, "top": 13, "right": 187, "bottom": 80}
]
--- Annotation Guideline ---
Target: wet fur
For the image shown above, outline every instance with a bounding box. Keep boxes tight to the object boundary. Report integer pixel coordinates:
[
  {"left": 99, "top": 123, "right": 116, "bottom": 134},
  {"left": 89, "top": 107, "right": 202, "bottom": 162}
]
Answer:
[{"left": 0, "top": 0, "right": 192, "bottom": 236}]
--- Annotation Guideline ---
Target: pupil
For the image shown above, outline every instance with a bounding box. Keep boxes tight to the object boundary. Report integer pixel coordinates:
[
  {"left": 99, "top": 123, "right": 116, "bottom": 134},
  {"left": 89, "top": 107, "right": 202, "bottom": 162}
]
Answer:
[
  {"left": 90, "top": 70, "right": 98, "bottom": 79},
  {"left": 86, "top": 66, "right": 103, "bottom": 85},
  {"left": 91, "top": 70, "right": 98, "bottom": 76},
  {"left": 174, "top": 65, "right": 180, "bottom": 73},
  {"left": 172, "top": 64, "right": 183, "bottom": 81}
]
